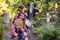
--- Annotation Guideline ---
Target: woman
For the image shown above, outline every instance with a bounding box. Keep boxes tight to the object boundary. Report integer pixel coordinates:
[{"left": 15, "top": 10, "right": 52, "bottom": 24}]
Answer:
[{"left": 10, "top": 6, "right": 30, "bottom": 40}]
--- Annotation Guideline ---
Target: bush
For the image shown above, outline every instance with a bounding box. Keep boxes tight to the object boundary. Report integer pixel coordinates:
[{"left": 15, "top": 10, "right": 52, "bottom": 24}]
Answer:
[
  {"left": 32, "top": 22, "right": 59, "bottom": 40},
  {"left": 43, "top": 30, "right": 59, "bottom": 40}
]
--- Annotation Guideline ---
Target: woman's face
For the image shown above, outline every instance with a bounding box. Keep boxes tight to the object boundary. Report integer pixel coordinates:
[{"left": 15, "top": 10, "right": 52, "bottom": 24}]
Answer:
[
  {"left": 18, "top": 8, "right": 24, "bottom": 12},
  {"left": 18, "top": 8, "right": 21, "bottom": 11}
]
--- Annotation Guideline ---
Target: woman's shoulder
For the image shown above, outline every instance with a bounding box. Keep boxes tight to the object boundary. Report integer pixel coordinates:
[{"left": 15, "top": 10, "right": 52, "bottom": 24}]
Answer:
[{"left": 14, "top": 13, "right": 18, "bottom": 18}]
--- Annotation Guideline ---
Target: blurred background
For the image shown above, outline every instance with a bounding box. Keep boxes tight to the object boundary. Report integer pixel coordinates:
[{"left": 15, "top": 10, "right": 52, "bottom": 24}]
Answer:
[{"left": 0, "top": 0, "right": 60, "bottom": 40}]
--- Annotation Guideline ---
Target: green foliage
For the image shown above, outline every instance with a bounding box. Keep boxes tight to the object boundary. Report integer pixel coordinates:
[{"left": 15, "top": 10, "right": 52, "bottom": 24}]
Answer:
[
  {"left": 0, "top": 0, "right": 2, "bottom": 4},
  {"left": 41, "top": 22, "right": 51, "bottom": 30},
  {"left": 32, "top": 27, "right": 47, "bottom": 34},
  {"left": 0, "top": 16, "right": 4, "bottom": 40},
  {"left": 32, "top": 22, "right": 52, "bottom": 34},
  {"left": 43, "top": 30, "right": 59, "bottom": 40},
  {"left": 32, "top": 21, "right": 60, "bottom": 40},
  {"left": 32, "top": 25, "right": 59, "bottom": 40}
]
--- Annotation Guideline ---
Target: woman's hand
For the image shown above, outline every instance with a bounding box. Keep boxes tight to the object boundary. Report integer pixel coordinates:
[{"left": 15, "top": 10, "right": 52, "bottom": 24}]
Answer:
[
  {"left": 14, "top": 33, "right": 18, "bottom": 37},
  {"left": 24, "top": 32, "right": 27, "bottom": 36},
  {"left": 27, "top": 29, "right": 31, "bottom": 33}
]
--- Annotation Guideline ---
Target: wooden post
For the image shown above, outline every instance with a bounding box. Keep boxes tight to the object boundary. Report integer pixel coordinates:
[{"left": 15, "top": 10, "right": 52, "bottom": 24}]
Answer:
[
  {"left": 4, "top": 12, "right": 10, "bottom": 25},
  {"left": 29, "top": 2, "right": 34, "bottom": 20},
  {"left": 46, "top": 13, "right": 50, "bottom": 24}
]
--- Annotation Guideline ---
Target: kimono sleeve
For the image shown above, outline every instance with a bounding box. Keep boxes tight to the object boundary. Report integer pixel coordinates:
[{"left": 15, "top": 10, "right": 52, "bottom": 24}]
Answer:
[{"left": 25, "top": 19, "right": 32, "bottom": 29}]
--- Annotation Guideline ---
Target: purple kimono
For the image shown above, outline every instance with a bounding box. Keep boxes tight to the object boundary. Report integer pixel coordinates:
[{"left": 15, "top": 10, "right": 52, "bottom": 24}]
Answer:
[{"left": 10, "top": 12, "right": 31, "bottom": 40}]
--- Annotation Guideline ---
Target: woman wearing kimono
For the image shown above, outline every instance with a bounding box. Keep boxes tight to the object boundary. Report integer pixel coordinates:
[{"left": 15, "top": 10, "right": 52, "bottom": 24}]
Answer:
[{"left": 10, "top": 6, "right": 31, "bottom": 40}]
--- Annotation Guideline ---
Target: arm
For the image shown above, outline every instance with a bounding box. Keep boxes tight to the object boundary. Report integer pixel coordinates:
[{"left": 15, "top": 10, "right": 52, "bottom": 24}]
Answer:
[{"left": 10, "top": 23, "right": 18, "bottom": 36}]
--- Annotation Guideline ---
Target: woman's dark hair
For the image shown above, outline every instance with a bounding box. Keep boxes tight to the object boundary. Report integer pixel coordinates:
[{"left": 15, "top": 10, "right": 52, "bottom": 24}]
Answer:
[
  {"left": 18, "top": 6, "right": 24, "bottom": 11},
  {"left": 18, "top": 6, "right": 24, "bottom": 9}
]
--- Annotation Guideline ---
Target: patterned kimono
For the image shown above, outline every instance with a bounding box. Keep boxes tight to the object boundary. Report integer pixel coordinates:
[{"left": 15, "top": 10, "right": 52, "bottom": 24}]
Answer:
[{"left": 10, "top": 12, "right": 30, "bottom": 40}]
